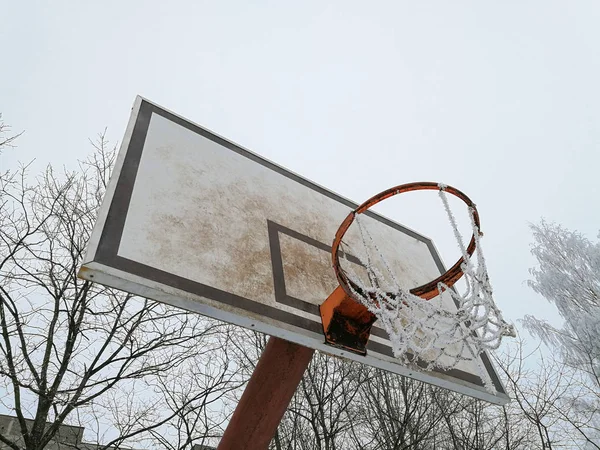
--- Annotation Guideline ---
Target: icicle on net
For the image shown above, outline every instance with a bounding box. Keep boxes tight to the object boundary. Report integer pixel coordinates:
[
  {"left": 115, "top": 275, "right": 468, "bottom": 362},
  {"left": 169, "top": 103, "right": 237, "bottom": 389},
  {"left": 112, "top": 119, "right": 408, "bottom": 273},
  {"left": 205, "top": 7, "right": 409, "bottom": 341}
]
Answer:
[{"left": 338, "top": 186, "right": 515, "bottom": 392}]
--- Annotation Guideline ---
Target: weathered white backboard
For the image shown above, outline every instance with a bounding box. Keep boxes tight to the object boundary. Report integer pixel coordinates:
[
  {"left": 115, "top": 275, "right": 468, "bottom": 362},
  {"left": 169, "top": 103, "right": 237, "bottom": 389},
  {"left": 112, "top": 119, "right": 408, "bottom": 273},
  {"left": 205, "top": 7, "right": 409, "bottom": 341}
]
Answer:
[{"left": 79, "top": 96, "right": 509, "bottom": 405}]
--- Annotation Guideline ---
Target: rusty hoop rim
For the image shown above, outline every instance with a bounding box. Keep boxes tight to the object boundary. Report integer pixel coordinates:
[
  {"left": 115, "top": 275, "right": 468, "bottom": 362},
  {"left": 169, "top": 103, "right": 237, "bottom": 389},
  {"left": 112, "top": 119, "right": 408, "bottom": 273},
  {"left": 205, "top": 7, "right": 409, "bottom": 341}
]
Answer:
[{"left": 332, "top": 182, "right": 481, "bottom": 302}]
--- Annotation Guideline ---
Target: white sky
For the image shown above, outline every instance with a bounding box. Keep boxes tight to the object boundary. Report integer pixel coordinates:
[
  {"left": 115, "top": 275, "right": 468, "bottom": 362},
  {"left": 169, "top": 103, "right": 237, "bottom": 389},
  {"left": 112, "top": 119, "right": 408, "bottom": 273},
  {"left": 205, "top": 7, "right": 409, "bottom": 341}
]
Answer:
[{"left": 2, "top": 1, "right": 600, "bottom": 334}]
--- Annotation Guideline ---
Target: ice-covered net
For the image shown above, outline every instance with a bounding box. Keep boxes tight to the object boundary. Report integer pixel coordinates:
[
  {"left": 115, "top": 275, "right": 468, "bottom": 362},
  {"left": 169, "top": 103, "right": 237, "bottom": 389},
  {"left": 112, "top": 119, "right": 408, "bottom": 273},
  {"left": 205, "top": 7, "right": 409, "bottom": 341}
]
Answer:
[{"left": 338, "top": 185, "right": 515, "bottom": 392}]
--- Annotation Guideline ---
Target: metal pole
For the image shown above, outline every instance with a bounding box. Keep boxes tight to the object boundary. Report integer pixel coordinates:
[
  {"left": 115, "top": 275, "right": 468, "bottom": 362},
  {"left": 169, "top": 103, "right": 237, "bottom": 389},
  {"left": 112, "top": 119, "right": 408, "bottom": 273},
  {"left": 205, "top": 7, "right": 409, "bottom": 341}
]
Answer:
[{"left": 217, "top": 336, "right": 315, "bottom": 450}]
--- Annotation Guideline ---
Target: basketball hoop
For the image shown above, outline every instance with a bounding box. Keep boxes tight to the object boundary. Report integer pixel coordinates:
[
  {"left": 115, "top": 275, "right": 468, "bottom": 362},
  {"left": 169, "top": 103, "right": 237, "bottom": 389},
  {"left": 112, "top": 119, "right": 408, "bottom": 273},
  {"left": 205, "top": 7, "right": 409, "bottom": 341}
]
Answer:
[{"left": 320, "top": 182, "right": 515, "bottom": 392}]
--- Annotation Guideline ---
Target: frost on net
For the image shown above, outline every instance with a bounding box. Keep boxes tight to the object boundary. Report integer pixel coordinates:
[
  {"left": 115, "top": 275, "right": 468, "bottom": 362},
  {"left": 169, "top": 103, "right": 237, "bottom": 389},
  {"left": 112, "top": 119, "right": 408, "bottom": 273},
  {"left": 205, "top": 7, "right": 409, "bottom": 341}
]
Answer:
[{"left": 338, "top": 186, "right": 515, "bottom": 393}]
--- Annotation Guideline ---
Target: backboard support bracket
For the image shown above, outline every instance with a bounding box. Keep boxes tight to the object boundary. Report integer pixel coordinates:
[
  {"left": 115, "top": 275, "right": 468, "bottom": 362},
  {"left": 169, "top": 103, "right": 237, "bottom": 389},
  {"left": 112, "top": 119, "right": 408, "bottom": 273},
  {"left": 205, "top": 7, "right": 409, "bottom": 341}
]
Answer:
[{"left": 320, "top": 286, "right": 377, "bottom": 355}]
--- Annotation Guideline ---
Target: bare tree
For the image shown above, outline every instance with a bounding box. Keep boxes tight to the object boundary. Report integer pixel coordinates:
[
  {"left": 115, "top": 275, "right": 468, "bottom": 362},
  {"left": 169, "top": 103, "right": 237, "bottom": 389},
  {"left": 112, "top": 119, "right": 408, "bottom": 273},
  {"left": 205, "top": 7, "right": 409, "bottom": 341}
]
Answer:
[
  {"left": 494, "top": 337, "right": 600, "bottom": 449},
  {"left": 0, "top": 132, "right": 241, "bottom": 450},
  {"left": 349, "top": 370, "right": 445, "bottom": 450},
  {"left": 292, "top": 353, "right": 368, "bottom": 450},
  {"left": 0, "top": 113, "right": 23, "bottom": 151}
]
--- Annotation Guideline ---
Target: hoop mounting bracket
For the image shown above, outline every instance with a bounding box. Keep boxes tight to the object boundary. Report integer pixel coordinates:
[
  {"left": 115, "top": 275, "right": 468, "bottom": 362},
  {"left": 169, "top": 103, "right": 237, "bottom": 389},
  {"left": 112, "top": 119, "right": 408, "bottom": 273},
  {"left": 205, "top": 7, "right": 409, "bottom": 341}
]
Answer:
[{"left": 319, "top": 286, "right": 377, "bottom": 355}]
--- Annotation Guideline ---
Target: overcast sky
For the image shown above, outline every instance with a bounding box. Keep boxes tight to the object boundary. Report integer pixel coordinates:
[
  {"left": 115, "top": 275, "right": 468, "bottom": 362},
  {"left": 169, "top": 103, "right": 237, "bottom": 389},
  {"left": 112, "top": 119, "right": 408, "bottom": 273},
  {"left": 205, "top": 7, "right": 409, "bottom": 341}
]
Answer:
[{"left": 2, "top": 1, "right": 600, "bottom": 334}]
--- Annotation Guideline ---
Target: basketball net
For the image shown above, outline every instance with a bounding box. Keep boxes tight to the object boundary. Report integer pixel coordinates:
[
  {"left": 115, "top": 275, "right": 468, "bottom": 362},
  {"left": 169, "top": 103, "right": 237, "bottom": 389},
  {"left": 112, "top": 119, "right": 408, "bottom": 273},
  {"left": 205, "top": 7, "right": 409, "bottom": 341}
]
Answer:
[{"left": 338, "top": 185, "right": 515, "bottom": 392}]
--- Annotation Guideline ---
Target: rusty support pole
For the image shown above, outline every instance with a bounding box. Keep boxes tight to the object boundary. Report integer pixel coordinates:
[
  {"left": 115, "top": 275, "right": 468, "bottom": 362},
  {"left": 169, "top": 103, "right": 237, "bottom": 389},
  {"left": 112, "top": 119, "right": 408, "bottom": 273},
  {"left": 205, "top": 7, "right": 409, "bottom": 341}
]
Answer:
[{"left": 217, "top": 336, "right": 315, "bottom": 450}]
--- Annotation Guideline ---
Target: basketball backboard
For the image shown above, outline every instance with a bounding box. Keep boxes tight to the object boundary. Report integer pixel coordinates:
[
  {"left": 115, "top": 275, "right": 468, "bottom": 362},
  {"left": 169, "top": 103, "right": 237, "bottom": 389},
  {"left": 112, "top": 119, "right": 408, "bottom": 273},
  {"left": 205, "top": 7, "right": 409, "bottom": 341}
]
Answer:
[{"left": 79, "top": 96, "right": 509, "bottom": 405}]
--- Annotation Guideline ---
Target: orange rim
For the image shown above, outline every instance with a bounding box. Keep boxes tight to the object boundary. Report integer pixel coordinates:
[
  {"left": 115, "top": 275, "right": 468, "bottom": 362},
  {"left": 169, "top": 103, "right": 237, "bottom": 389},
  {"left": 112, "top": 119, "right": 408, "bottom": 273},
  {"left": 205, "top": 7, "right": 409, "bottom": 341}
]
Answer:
[{"left": 332, "top": 182, "right": 480, "bottom": 302}]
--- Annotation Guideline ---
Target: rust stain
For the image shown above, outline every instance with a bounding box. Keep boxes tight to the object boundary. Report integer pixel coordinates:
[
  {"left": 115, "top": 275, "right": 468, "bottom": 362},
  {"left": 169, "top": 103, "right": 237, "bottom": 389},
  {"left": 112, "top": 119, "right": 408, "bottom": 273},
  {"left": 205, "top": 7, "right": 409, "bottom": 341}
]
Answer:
[
  {"left": 142, "top": 164, "right": 289, "bottom": 304},
  {"left": 279, "top": 234, "right": 336, "bottom": 305},
  {"left": 137, "top": 144, "right": 353, "bottom": 309},
  {"left": 77, "top": 266, "right": 92, "bottom": 280}
]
